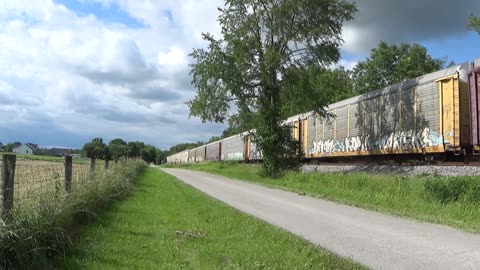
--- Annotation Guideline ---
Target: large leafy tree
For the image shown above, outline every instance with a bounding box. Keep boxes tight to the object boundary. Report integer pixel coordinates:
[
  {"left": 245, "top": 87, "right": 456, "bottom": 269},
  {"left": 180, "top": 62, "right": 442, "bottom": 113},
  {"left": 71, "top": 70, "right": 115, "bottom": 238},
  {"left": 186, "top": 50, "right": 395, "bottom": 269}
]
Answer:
[
  {"left": 108, "top": 138, "right": 127, "bottom": 162},
  {"left": 189, "top": 0, "right": 356, "bottom": 176},
  {"left": 281, "top": 66, "right": 353, "bottom": 117},
  {"left": 468, "top": 15, "right": 480, "bottom": 34},
  {"left": 82, "top": 138, "right": 108, "bottom": 159},
  {"left": 352, "top": 42, "right": 447, "bottom": 95}
]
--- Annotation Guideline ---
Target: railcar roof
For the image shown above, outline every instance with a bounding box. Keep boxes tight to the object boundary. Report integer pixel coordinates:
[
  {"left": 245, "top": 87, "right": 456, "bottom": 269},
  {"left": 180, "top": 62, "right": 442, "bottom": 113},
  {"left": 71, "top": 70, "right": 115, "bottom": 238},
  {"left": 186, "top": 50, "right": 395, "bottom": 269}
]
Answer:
[{"left": 286, "top": 60, "right": 475, "bottom": 121}]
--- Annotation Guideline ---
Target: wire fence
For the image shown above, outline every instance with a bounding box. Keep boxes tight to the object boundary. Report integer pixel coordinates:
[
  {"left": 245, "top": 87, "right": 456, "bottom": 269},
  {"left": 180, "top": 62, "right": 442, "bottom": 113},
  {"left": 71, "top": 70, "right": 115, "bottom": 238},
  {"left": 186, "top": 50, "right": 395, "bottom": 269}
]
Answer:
[{"left": 1, "top": 155, "right": 107, "bottom": 216}]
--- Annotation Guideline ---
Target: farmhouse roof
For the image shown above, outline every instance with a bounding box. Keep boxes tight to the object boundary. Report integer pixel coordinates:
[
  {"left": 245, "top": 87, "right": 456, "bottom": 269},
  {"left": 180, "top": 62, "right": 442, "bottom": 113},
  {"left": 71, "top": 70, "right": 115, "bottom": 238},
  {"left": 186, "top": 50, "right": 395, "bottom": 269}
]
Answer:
[
  {"left": 25, "top": 143, "right": 39, "bottom": 150},
  {"left": 14, "top": 143, "right": 39, "bottom": 151}
]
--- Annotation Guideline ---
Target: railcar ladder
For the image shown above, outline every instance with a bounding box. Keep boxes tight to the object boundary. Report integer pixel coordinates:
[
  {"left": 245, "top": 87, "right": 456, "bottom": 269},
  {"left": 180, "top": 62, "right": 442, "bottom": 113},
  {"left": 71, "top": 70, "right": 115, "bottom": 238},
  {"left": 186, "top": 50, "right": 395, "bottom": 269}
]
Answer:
[{"left": 453, "top": 80, "right": 461, "bottom": 155}]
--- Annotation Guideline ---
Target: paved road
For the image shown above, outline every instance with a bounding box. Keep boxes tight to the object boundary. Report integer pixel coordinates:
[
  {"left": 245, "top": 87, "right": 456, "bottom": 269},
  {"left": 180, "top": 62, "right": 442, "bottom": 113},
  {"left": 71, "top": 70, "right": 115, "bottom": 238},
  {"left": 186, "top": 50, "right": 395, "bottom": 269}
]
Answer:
[{"left": 161, "top": 168, "right": 480, "bottom": 270}]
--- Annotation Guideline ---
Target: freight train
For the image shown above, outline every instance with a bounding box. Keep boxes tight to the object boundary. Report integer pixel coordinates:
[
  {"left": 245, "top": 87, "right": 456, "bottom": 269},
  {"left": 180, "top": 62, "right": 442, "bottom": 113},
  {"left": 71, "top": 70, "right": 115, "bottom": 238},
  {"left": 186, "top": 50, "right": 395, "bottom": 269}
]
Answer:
[{"left": 167, "top": 58, "right": 480, "bottom": 164}]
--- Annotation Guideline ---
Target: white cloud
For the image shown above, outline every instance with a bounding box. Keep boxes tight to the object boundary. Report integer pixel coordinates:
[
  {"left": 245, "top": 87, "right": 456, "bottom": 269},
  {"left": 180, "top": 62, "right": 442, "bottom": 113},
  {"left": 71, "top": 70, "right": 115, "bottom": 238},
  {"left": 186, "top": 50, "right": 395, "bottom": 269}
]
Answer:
[
  {"left": 1, "top": 0, "right": 479, "bottom": 149},
  {"left": 0, "top": 0, "right": 226, "bottom": 149}
]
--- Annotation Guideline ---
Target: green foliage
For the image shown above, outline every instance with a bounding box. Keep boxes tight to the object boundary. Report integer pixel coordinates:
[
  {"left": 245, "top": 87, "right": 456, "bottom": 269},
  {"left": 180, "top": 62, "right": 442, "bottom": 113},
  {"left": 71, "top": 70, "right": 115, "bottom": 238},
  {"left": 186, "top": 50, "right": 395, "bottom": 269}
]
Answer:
[
  {"left": 0, "top": 161, "right": 146, "bottom": 270},
  {"left": 352, "top": 42, "right": 447, "bottom": 94},
  {"left": 189, "top": 0, "right": 356, "bottom": 176},
  {"left": 82, "top": 138, "right": 108, "bottom": 159},
  {"left": 140, "top": 144, "right": 157, "bottom": 164},
  {"left": 468, "top": 15, "right": 480, "bottom": 34},
  {"left": 108, "top": 138, "right": 127, "bottom": 162},
  {"left": 169, "top": 142, "right": 203, "bottom": 154},
  {"left": 60, "top": 168, "right": 364, "bottom": 269},
  {"left": 281, "top": 66, "right": 354, "bottom": 117},
  {"left": 1, "top": 142, "right": 21, "bottom": 152},
  {"left": 424, "top": 178, "right": 480, "bottom": 203}
]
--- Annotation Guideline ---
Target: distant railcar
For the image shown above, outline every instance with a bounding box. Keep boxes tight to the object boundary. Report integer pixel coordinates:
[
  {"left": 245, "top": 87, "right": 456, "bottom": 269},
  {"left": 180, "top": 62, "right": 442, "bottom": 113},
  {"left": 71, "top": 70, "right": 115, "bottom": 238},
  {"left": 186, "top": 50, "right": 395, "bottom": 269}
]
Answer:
[
  {"left": 206, "top": 141, "right": 221, "bottom": 161},
  {"left": 220, "top": 134, "right": 244, "bottom": 161},
  {"left": 195, "top": 145, "right": 207, "bottom": 162},
  {"left": 188, "top": 149, "right": 196, "bottom": 162}
]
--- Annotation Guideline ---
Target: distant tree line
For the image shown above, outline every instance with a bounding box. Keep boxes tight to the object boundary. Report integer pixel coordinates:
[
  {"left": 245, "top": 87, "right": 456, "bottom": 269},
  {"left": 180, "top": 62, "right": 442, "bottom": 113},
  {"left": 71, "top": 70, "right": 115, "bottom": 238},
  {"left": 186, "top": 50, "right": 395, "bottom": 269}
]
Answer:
[{"left": 82, "top": 138, "right": 169, "bottom": 164}]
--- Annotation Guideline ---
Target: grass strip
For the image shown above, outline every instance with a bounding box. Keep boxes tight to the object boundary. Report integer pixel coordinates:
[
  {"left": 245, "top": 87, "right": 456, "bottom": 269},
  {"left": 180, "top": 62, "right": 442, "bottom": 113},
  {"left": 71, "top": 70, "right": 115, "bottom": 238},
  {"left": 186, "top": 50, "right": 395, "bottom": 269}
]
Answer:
[
  {"left": 0, "top": 161, "right": 146, "bottom": 270},
  {"left": 164, "top": 162, "right": 480, "bottom": 233},
  {"left": 59, "top": 167, "right": 364, "bottom": 270}
]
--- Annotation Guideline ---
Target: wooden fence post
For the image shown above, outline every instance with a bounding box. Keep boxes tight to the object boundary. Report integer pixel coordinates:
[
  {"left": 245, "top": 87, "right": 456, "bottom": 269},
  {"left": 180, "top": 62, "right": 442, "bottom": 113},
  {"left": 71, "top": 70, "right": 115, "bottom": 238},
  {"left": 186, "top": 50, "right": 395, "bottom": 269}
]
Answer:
[
  {"left": 104, "top": 159, "right": 109, "bottom": 171},
  {"left": 1, "top": 154, "right": 16, "bottom": 218},
  {"left": 64, "top": 155, "right": 72, "bottom": 193}
]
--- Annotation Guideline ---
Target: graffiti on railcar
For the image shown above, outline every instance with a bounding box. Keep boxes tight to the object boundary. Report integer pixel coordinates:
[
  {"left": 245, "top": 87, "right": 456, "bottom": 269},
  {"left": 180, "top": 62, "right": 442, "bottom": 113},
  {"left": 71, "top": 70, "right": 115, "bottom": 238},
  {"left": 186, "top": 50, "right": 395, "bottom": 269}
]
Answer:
[{"left": 309, "top": 127, "right": 447, "bottom": 154}]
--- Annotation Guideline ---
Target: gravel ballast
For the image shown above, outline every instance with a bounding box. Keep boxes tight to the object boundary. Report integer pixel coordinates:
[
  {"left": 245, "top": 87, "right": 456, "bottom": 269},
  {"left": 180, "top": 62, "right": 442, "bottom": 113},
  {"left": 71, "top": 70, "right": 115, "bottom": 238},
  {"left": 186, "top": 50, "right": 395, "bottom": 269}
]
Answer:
[{"left": 302, "top": 164, "right": 480, "bottom": 177}]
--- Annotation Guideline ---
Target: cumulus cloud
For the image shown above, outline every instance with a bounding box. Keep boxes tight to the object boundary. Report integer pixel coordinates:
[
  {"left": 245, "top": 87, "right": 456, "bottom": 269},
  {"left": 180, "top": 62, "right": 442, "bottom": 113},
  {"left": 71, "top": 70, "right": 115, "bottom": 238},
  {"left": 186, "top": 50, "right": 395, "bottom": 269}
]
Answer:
[
  {"left": 0, "top": 0, "right": 226, "bottom": 149},
  {"left": 343, "top": 0, "right": 480, "bottom": 54},
  {"left": 1, "top": 0, "right": 478, "bottom": 149}
]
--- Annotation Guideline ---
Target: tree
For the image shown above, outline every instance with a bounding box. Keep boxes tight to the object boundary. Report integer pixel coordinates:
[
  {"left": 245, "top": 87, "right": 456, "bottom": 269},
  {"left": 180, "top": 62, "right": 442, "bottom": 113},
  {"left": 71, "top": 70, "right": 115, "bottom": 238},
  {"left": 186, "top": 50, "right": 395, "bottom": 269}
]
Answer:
[
  {"left": 140, "top": 145, "right": 157, "bottom": 164},
  {"left": 352, "top": 42, "right": 447, "bottom": 95},
  {"left": 127, "top": 141, "right": 145, "bottom": 158},
  {"left": 108, "top": 138, "right": 127, "bottom": 162},
  {"left": 189, "top": 0, "right": 356, "bottom": 176},
  {"left": 82, "top": 138, "right": 108, "bottom": 159},
  {"left": 468, "top": 15, "right": 480, "bottom": 34},
  {"left": 156, "top": 149, "right": 169, "bottom": 164},
  {"left": 281, "top": 66, "right": 354, "bottom": 117}
]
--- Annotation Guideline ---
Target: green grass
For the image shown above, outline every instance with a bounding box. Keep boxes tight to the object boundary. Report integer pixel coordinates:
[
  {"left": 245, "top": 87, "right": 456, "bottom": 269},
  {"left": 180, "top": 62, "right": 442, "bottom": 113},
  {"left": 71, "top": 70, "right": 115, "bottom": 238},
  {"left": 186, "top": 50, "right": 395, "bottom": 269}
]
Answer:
[
  {"left": 0, "top": 161, "right": 146, "bottom": 270},
  {"left": 164, "top": 162, "right": 480, "bottom": 233},
  {"left": 59, "top": 167, "right": 364, "bottom": 270}
]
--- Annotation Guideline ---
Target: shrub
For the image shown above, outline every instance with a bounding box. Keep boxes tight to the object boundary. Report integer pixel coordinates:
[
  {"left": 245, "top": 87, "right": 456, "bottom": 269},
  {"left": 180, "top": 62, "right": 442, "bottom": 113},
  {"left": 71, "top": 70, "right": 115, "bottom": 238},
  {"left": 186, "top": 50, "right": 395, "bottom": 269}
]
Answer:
[
  {"left": 424, "top": 177, "right": 480, "bottom": 203},
  {"left": 0, "top": 160, "right": 146, "bottom": 270}
]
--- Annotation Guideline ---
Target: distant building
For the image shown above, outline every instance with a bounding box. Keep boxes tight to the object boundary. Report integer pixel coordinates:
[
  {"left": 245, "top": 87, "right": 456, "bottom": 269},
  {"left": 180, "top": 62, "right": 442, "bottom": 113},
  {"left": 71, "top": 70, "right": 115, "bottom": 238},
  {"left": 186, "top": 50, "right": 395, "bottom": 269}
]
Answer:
[
  {"left": 71, "top": 153, "right": 81, "bottom": 159},
  {"left": 48, "top": 148, "right": 71, "bottom": 157},
  {"left": 13, "top": 143, "right": 39, "bottom": 155}
]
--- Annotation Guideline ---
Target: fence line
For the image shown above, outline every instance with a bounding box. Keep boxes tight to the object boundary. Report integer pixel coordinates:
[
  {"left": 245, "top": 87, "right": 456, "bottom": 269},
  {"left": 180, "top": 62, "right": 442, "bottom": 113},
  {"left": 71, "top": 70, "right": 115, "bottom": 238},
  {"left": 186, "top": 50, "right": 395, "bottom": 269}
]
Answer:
[{"left": 0, "top": 154, "right": 106, "bottom": 218}]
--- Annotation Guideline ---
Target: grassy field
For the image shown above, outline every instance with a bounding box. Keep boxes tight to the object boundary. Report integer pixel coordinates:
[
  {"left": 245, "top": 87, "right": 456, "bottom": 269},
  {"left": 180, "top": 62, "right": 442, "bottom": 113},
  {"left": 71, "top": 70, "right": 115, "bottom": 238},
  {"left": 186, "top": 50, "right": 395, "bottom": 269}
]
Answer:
[
  {"left": 0, "top": 152, "right": 92, "bottom": 164},
  {"left": 0, "top": 160, "right": 146, "bottom": 270},
  {"left": 164, "top": 162, "right": 480, "bottom": 233},
  {"left": 59, "top": 168, "right": 364, "bottom": 270}
]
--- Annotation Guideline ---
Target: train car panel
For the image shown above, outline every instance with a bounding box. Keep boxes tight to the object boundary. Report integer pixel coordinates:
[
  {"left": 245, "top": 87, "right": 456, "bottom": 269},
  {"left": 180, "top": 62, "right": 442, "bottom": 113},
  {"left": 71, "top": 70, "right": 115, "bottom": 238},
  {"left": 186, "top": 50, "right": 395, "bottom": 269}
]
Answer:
[
  {"left": 206, "top": 142, "right": 220, "bottom": 161},
  {"left": 196, "top": 146, "right": 206, "bottom": 162},
  {"left": 221, "top": 134, "right": 244, "bottom": 161},
  {"left": 179, "top": 150, "right": 189, "bottom": 163},
  {"left": 400, "top": 86, "right": 415, "bottom": 130},
  {"left": 336, "top": 106, "right": 349, "bottom": 140},
  {"left": 188, "top": 149, "right": 196, "bottom": 162},
  {"left": 306, "top": 115, "right": 317, "bottom": 157},
  {"left": 349, "top": 103, "right": 360, "bottom": 137},
  {"left": 469, "top": 65, "right": 480, "bottom": 154}
]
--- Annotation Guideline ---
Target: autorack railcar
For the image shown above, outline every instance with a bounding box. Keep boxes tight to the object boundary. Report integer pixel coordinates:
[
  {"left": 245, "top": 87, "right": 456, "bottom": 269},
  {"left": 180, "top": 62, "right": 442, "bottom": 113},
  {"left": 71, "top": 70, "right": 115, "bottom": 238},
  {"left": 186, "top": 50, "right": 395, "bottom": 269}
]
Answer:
[
  {"left": 167, "top": 58, "right": 480, "bottom": 164},
  {"left": 220, "top": 134, "right": 245, "bottom": 161},
  {"left": 206, "top": 141, "right": 221, "bottom": 161},
  {"left": 291, "top": 61, "right": 473, "bottom": 160},
  {"left": 195, "top": 145, "right": 207, "bottom": 162}
]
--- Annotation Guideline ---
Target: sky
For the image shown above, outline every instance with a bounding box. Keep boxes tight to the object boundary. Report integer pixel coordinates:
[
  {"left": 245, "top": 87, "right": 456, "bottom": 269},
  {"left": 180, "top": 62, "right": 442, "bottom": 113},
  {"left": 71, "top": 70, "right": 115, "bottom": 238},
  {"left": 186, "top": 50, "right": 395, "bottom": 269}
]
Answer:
[{"left": 0, "top": 0, "right": 479, "bottom": 150}]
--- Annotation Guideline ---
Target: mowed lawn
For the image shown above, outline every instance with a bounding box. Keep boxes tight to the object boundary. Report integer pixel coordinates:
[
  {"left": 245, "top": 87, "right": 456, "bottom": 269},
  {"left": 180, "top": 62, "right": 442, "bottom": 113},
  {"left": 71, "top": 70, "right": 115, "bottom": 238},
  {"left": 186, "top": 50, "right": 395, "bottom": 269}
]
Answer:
[
  {"left": 165, "top": 162, "right": 480, "bottom": 233},
  {"left": 59, "top": 167, "right": 364, "bottom": 270}
]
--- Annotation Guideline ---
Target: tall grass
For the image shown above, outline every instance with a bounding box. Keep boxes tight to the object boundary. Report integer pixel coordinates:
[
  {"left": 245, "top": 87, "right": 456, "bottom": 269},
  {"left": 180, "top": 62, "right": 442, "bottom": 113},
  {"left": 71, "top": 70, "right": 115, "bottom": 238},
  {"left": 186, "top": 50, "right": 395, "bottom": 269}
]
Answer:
[
  {"left": 0, "top": 160, "right": 146, "bottom": 270},
  {"left": 166, "top": 162, "right": 480, "bottom": 232}
]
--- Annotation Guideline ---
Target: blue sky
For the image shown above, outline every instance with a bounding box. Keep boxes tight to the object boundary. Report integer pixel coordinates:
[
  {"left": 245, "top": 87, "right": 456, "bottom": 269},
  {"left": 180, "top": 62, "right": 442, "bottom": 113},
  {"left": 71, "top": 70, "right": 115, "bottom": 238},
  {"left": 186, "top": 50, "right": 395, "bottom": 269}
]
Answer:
[
  {"left": 55, "top": 0, "right": 146, "bottom": 27},
  {"left": 0, "top": 0, "right": 479, "bottom": 149}
]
